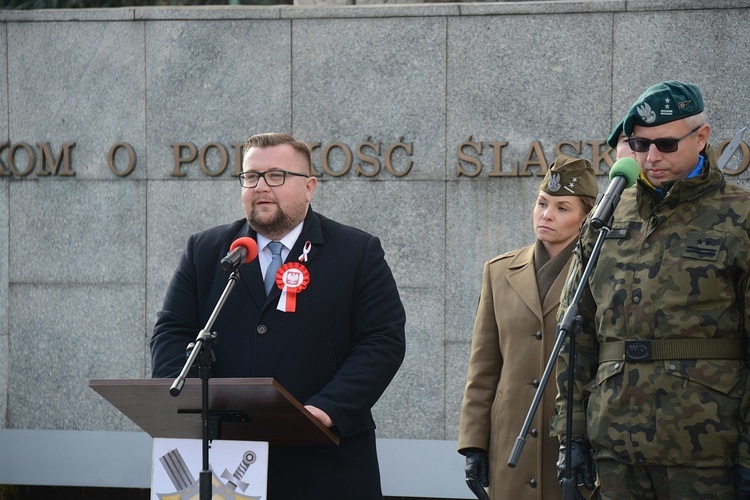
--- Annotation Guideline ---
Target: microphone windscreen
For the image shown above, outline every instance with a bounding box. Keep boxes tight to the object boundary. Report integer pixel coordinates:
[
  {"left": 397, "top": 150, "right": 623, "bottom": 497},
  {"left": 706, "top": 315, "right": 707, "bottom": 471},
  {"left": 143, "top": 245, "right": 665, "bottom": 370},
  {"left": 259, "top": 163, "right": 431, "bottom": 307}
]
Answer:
[
  {"left": 609, "top": 157, "right": 640, "bottom": 188},
  {"left": 229, "top": 237, "right": 259, "bottom": 263}
]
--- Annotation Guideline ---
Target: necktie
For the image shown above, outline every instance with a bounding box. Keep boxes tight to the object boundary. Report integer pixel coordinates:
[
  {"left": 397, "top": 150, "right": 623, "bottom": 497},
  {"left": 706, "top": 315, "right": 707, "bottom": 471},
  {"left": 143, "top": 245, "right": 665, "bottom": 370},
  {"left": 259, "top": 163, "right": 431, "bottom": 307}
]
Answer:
[{"left": 264, "top": 241, "right": 283, "bottom": 295}]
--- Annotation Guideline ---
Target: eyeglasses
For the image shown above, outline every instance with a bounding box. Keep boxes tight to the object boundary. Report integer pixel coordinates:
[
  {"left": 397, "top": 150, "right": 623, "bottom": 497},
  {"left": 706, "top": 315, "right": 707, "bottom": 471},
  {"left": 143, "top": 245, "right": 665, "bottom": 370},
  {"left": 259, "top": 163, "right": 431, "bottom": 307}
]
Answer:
[
  {"left": 627, "top": 126, "right": 701, "bottom": 153},
  {"left": 238, "top": 169, "right": 310, "bottom": 188}
]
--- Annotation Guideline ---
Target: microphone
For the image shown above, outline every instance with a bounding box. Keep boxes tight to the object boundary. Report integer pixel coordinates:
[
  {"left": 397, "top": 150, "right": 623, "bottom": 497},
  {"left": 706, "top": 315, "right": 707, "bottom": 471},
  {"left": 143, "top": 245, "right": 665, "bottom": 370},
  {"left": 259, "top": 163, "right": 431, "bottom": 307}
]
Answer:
[
  {"left": 220, "top": 237, "right": 259, "bottom": 270},
  {"left": 590, "top": 157, "right": 640, "bottom": 230}
]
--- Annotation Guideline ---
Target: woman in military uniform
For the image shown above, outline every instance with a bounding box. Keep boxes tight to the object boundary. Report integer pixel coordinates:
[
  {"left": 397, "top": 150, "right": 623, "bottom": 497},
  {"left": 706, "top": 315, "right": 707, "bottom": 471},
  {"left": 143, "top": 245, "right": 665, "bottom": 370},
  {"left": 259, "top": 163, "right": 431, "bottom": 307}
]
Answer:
[{"left": 458, "top": 155, "right": 598, "bottom": 500}]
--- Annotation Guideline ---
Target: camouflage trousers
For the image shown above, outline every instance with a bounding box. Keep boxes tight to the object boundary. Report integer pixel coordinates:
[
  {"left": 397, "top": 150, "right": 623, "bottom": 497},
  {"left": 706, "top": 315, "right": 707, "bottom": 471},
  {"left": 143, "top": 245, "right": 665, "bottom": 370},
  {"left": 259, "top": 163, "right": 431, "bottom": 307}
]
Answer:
[{"left": 593, "top": 459, "right": 735, "bottom": 499}]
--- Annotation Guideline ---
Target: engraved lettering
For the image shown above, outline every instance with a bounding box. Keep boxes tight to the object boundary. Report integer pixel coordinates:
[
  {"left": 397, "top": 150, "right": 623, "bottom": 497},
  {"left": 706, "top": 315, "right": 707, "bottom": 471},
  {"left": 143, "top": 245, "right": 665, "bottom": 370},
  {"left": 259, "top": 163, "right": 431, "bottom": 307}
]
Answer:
[
  {"left": 717, "top": 140, "right": 750, "bottom": 175},
  {"left": 554, "top": 140, "right": 582, "bottom": 159},
  {"left": 516, "top": 140, "right": 548, "bottom": 177},
  {"left": 108, "top": 142, "right": 136, "bottom": 177},
  {"left": 321, "top": 142, "right": 352, "bottom": 177},
  {"left": 198, "top": 142, "right": 228, "bottom": 177},
  {"left": 0, "top": 142, "right": 9, "bottom": 176},
  {"left": 171, "top": 142, "right": 198, "bottom": 177},
  {"left": 232, "top": 143, "right": 244, "bottom": 176},
  {"left": 385, "top": 138, "right": 413, "bottom": 177},
  {"left": 587, "top": 140, "right": 613, "bottom": 175},
  {"left": 9, "top": 142, "right": 35, "bottom": 176},
  {"left": 306, "top": 142, "right": 324, "bottom": 177},
  {"left": 356, "top": 139, "right": 381, "bottom": 177},
  {"left": 487, "top": 141, "right": 515, "bottom": 177},
  {"left": 36, "top": 142, "right": 76, "bottom": 177},
  {"left": 3, "top": 136, "right": 740, "bottom": 180},
  {"left": 457, "top": 136, "right": 482, "bottom": 177}
]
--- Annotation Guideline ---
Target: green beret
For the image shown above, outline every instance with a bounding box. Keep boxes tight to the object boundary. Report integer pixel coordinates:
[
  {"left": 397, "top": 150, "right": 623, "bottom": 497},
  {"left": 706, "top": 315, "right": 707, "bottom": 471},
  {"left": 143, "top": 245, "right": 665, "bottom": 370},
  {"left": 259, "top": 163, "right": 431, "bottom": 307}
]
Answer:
[
  {"left": 540, "top": 154, "right": 598, "bottom": 198},
  {"left": 622, "top": 80, "right": 703, "bottom": 136},
  {"left": 607, "top": 118, "right": 625, "bottom": 148}
]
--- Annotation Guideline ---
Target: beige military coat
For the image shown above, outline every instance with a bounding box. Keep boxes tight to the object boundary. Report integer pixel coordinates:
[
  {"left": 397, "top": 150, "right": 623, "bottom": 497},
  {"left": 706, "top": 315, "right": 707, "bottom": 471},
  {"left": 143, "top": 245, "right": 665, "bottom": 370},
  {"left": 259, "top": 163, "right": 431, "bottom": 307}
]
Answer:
[{"left": 458, "top": 243, "right": 570, "bottom": 500}]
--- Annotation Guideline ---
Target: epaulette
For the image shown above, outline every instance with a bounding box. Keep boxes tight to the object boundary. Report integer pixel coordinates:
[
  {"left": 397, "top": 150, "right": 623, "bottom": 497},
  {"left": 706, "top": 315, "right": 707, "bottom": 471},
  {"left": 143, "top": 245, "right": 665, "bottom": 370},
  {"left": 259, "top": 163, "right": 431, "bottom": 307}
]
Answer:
[{"left": 488, "top": 250, "right": 517, "bottom": 264}]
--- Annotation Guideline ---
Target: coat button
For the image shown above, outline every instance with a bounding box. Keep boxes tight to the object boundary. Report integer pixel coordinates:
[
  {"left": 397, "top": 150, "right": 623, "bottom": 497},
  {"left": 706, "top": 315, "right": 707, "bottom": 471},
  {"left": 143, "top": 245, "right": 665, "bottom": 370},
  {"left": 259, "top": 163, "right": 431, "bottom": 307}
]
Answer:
[
  {"left": 530, "top": 428, "right": 538, "bottom": 438},
  {"left": 529, "top": 478, "right": 537, "bottom": 488},
  {"left": 535, "top": 331, "right": 543, "bottom": 340},
  {"left": 532, "top": 379, "right": 540, "bottom": 388},
  {"left": 256, "top": 325, "right": 267, "bottom": 335}
]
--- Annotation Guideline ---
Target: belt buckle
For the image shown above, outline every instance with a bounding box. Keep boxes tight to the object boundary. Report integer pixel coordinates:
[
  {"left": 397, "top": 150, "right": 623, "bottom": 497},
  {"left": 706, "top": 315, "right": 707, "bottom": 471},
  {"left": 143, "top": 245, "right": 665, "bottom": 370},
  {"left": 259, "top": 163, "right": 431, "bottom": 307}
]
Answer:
[{"left": 624, "top": 339, "right": 652, "bottom": 362}]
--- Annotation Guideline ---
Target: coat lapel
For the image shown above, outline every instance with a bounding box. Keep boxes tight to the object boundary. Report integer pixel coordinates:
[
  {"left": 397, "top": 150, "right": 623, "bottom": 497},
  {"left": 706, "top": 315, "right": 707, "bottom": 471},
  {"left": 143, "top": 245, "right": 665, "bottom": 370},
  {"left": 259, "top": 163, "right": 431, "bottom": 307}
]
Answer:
[
  {"left": 506, "top": 245, "right": 544, "bottom": 322},
  {"left": 506, "top": 243, "right": 573, "bottom": 321},
  {"left": 233, "top": 224, "right": 266, "bottom": 308},
  {"left": 239, "top": 208, "right": 324, "bottom": 308}
]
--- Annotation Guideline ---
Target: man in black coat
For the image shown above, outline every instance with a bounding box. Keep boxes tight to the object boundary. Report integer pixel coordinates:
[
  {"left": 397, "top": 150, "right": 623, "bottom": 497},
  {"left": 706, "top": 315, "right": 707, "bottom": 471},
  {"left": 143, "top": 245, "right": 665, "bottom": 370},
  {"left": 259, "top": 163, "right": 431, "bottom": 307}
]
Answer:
[{"left": 150, "top": 132, "right": 407, "bottom": 499}]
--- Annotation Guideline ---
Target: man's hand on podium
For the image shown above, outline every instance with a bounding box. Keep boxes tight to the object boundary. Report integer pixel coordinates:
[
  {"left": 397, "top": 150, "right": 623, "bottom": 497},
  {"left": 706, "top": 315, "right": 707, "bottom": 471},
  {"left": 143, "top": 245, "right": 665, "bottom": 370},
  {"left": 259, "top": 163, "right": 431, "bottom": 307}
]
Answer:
[{"left": 305, "top": 405, "right": 334, "bottom": 428}]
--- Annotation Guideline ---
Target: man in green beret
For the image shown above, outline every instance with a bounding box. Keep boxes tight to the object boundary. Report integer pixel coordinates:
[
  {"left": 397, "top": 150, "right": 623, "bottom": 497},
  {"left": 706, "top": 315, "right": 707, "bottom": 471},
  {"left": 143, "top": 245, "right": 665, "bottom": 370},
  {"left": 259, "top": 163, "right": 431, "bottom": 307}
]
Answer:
[
  {"left": 459, "top": 155, "right": 597, "bottom": 500},
  {"left": 553, "top": 80, "right": 750, "bottom": 499}
]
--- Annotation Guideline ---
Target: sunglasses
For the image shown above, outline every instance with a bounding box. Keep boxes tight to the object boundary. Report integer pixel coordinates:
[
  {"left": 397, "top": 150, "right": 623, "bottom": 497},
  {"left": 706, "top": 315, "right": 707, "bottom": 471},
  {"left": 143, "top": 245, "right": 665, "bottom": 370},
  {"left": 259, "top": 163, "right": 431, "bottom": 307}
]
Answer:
[{"left": 627, "top": 126, "right": 701, "bottom": 153}]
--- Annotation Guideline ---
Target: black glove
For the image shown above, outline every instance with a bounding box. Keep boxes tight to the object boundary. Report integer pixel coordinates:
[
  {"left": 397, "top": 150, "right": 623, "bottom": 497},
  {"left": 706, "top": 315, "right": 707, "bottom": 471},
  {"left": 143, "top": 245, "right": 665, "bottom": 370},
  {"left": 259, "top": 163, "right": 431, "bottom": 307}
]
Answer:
[
  {"left": 737, "top": 465, "right": 750, "bottom": 500},
  {"left": 464, "top": 448, "right": 490, "bottom": 500},
  {"left": 557, "top": 438, "right": 595, "bottom": 500}
]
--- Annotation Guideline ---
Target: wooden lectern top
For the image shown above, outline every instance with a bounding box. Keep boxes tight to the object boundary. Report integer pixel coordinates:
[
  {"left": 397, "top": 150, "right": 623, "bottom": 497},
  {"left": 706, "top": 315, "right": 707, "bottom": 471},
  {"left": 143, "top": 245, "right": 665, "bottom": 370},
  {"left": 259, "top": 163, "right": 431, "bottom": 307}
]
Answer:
[{"left": 89, "top": 377, "right": 339, "bottom": 446}]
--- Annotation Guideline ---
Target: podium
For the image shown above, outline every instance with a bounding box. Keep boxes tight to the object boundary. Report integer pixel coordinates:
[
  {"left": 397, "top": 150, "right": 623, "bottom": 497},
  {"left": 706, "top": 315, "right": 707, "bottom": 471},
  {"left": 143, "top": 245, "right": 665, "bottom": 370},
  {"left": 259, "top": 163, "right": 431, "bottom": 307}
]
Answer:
[{"left": 89, "top": 377, "right": 339, "bottom": 446}]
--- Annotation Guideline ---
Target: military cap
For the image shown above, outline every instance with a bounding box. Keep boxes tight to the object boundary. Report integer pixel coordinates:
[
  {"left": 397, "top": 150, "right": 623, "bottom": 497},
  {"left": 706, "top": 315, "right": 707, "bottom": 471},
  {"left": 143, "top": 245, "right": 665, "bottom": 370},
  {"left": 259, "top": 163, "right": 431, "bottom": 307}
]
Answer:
[
  {"left": 539, "top": 154, "right": 598, "bottom": 198},
  {"left": 622, "top": 80, "right": 704, "bottom": 136},
  {"left": 606, "top": 118, "right": 625, "bottom": 148}
]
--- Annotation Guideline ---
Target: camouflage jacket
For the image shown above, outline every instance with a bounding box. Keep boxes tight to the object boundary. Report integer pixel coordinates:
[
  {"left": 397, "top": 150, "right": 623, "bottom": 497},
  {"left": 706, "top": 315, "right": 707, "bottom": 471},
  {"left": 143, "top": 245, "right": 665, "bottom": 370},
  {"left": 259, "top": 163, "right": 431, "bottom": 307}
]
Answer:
[{"left": 552, "top": 146, "right": 750, "bottom": 468}]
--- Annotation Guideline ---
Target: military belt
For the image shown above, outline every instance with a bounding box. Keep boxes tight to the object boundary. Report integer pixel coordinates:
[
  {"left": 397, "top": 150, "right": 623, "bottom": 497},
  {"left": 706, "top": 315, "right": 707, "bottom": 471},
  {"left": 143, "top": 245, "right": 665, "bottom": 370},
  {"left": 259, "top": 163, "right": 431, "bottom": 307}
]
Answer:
[{"left": 599, "top": 339, "right": 746, "bottom": 363}]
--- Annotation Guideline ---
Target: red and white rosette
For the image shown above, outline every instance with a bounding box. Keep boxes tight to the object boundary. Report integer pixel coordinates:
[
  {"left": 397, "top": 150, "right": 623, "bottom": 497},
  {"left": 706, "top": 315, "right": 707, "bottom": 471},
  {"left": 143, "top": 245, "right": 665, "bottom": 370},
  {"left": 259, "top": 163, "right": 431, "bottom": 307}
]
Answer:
[{"left": 275, "top": 262, "right": 310, "bottom": 312}]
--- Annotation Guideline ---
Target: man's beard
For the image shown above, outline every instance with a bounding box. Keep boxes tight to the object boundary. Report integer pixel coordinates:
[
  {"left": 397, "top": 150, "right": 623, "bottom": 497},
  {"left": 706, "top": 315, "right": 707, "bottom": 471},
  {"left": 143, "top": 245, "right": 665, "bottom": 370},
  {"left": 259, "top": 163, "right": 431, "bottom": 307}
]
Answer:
[{"left": 248, "top": 207, "right": 297, "bottom": 238}]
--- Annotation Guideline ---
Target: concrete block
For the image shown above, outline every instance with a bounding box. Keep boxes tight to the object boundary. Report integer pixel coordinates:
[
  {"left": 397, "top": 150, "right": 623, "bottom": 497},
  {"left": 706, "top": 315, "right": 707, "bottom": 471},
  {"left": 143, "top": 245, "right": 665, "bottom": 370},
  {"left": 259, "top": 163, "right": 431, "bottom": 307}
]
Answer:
[
  {"left": 611, "top": 8, "right": 750, "bottom": 144},
  {"left": 374, "top": 286, "right": 445, "bottom": 440},
  {"left": 292, "top": 16, "right": 446, "bottom": 181},
  {"left": 8, "top": 284, "right": 144, "bottom": 431},
  {"left": 445, "top": 179, "right": 538, "bottom": 343},
  {"left": 7, "top": 21, "right": 146, "bottom": 180},
  {"left": 447, "top": 12, "right": 613, "bottom": 168},
  {"left": 9, "top": 182, "right": 146, "bottom": 284},
  {"left": 145, "top": 19, "right": 292, "bottom": 180},
  {"left": 311, "top": 179, "right": 445, "bottom": 287}
]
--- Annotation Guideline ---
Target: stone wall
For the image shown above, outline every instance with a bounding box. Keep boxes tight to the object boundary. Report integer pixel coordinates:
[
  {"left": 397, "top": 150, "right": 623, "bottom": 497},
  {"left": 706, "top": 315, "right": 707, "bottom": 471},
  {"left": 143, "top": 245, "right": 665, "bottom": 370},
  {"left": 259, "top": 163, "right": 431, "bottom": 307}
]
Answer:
[{"left": 1, "top": 0, "right": 750, "bottom": 493}]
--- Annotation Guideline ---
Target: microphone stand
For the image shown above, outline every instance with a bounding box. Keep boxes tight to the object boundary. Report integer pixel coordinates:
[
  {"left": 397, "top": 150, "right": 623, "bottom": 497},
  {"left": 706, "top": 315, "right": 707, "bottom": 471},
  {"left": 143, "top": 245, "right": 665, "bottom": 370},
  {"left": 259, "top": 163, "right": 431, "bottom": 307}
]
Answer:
[
  {"left": 508, "top": 223, "right": 610, "bottom": 500},
  {"left": 169, "top": 268, "right": 242, "bottom": 500}
]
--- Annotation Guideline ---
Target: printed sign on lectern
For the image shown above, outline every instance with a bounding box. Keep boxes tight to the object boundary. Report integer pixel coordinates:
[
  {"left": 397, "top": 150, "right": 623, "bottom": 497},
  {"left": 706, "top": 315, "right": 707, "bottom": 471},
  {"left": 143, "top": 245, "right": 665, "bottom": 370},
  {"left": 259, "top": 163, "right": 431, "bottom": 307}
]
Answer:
[{"left": 151, "top": 438, "right": 268, "bottom": 500}]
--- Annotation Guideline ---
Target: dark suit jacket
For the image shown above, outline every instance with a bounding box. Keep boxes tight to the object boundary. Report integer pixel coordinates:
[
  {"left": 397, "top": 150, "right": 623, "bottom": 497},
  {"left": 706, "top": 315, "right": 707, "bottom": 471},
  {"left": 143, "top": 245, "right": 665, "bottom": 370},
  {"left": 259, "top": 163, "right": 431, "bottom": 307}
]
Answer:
[{"left": 150, "top": 208, "right": 406, "bottom": 499}]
